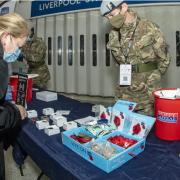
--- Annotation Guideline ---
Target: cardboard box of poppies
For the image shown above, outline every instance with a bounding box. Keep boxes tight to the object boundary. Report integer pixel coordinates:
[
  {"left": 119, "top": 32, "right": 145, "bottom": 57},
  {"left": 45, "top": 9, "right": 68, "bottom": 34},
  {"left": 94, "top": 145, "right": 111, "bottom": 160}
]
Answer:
[{"left": 62, "top": 100, "right": 155, "bottom": 173}]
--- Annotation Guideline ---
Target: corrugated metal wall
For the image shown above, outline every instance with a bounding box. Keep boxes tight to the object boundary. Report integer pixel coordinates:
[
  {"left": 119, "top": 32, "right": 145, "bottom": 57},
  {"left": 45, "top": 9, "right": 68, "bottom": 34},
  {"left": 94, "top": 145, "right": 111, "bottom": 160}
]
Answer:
[{"left": 33, "top": 10, "right": 118, "bottom": 96}]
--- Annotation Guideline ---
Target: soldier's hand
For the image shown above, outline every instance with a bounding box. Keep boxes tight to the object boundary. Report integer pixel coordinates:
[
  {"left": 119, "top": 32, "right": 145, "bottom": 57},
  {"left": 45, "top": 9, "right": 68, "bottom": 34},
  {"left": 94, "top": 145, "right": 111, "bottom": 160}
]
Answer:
[
  {"left": 15, "top": 104, "right": 27, "bottom": 120},
  {"left": 130, "top": 82, "right": 147, "bottom": 92},
  {"left": 147, "top": 70, "right": 161, "bottom": 86}
]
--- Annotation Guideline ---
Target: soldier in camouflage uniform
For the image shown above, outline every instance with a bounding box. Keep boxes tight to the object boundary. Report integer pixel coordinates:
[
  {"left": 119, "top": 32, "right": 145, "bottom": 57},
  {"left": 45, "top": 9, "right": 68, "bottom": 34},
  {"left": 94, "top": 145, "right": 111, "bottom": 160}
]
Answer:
[
  {"left": 100, "top": 0, "right": 170, "bottom": 116},
  {"left": 22, "top": 28, "right": 50, "bottom": 88}
]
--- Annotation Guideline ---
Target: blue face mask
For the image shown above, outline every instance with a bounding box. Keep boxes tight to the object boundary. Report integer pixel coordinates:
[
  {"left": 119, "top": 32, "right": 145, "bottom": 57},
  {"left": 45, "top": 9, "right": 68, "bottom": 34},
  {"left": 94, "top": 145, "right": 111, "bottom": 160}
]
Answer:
[{"left": 3, "top": 47, "right": 21, "bottom": 63}]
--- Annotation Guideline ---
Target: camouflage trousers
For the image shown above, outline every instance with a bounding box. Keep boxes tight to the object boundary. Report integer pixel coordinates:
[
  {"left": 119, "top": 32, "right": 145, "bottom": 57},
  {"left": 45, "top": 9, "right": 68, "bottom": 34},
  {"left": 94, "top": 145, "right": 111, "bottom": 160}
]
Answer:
[{"left": 115, "top": 70, "right": 161, "bottom": 116}]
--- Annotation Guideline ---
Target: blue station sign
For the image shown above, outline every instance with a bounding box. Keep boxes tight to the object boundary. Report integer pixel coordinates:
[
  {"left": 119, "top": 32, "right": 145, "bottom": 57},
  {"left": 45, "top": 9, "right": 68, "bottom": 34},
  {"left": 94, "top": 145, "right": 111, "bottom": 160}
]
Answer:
[
  {"left": 31, "top": 0, "right": 180, "bottom": 18},
  {"left": 31, "top": 0, "right": 102, "bottom": 17}
]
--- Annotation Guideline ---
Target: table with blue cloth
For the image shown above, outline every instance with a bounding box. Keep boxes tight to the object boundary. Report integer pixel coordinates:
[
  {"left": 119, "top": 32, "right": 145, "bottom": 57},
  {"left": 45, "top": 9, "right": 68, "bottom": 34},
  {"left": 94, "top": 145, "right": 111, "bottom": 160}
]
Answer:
[{"left": 13, "top": 91, "right": 180, "bottom": 180}]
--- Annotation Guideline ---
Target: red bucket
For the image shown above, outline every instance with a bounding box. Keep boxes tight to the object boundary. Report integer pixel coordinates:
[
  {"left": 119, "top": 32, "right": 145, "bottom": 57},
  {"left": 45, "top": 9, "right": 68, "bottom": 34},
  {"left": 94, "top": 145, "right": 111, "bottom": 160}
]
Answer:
[
  {"left": 9, "top": 76, "right": 32, "bottom": 103},
  {"left": 153, "top": 88, "right": 180, "bottom": 141}
]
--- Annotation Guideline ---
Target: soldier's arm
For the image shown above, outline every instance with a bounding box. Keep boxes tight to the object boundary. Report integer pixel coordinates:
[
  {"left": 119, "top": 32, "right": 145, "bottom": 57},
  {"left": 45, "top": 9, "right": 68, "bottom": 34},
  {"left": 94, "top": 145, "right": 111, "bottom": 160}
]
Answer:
[
  {"left": 136, "top": 21, "right": 170, "bottom": 75},
  {"left": 111, "top": 50, "right": 122, "bottom": 65},
  {"left": 152, "top": 26, "right": 171, "bottom": 74},
  {"left": 145, "top": 23, "right": 170, "bottom": 93},
  {"left": 107, "top": 30, "right": 122, "bottom": 64}
]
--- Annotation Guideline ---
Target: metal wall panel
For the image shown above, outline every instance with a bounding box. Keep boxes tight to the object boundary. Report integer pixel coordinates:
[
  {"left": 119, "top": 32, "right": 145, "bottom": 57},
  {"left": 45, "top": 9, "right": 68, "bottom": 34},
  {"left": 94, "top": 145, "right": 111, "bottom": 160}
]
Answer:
[
  {"left": 99, "top": 17, "right": 118, "bottom": 97},
  {"left": 76, "top": 12, "right": 88, "bottom": 95},
  {"left": 45, "top": 16, "right": 55, "bottom": 90},
  {"left": 88, "top": 11, "right": 101, "bottom": 96},
  {"left": 52, "top": 10, "right": 118, "bottom": 96},
  {"left": 36, "top": 18, "right": 45, "bottom": 40},
  {"left": 55, "top": 15, "right": 65, "bottom": 92},
  {"left": 65, "top": 14, "right": 76, "bottom": 93}
]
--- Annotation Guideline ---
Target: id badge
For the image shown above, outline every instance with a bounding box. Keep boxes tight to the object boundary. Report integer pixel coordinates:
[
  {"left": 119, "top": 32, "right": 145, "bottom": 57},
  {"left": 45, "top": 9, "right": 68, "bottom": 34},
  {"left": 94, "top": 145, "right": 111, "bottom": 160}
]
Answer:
[{"left": 119, "top": 64, "right": 132, "bottom": 85}]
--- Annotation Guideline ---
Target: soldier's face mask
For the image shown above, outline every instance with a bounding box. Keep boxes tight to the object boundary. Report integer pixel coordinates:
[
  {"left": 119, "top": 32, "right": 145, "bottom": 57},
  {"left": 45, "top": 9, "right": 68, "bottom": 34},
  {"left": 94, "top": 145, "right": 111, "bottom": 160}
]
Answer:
[{"left": 109, "top": 13, "right": 125, "bottom": 29}]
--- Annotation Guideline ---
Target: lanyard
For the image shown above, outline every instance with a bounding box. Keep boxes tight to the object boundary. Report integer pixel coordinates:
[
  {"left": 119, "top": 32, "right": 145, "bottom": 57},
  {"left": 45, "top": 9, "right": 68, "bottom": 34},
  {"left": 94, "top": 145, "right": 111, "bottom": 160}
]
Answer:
[{"left": 119, "top": 21, "right": 139, "bottom": 63}]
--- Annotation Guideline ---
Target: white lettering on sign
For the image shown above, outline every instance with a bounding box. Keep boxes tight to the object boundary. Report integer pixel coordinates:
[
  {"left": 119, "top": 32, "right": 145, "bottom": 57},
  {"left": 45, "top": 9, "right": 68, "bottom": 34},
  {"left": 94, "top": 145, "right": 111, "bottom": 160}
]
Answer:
[
  {"left": 39, "top": 0, "right": 81, "bottom": 11},
  {"left": 157, "top": 110, "right": 178, "bottom": 123}
]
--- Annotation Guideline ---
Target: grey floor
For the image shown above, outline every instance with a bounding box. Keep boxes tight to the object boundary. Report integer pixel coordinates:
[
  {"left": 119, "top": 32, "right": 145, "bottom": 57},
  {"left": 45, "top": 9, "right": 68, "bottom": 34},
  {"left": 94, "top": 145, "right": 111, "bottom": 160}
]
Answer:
[{"left": 5, "top": 147, "right": 49, "bottom": 180}]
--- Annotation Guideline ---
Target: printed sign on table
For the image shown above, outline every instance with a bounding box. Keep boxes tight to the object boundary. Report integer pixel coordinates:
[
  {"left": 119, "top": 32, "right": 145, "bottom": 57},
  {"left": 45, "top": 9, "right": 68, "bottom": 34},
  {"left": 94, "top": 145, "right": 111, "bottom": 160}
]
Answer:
[{"left": 15, "top": 74, "right": 28, "bottom": 107}]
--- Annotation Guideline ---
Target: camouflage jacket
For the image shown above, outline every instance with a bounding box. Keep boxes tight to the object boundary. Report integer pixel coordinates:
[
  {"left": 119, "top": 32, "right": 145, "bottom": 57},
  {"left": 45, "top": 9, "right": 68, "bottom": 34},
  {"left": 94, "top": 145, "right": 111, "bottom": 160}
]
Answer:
[{"left": 107, "top": 11, "right": 170, "bottom": 75}]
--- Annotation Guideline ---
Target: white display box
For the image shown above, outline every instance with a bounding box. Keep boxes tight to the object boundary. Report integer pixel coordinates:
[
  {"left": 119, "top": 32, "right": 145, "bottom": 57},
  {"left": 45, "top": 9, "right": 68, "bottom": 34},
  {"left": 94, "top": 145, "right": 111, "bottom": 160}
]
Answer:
[
  {"left": 44, "top": 125, "right": 60, "bottom": 136},
  {"left": 56, "top": 110, "right": 71, "bottom": 115},
  {"left": 50, "top": 112, "right": 61, "bottom": 120},
  {"left": 74, "top": 116, "right": 98, "bottom": 126},
  {"left": 36, "top": 91, "right": 57, "bottom": 102},
  {"left": 52, "top": 115, "right": 67, "bottom": 127},
  {"left": 36, "top": 120, "right": 49, "bottom": 130},
  {"left": 27, "top": 110, "right": 38, "bottom": 119},
  {"left": 42, "top": 107, "right": 54, "bottom": 116},
  {"left": 63, "top": 121, "right": 77, "bottom": 130},
  {"left": 92, "top": 104, "right": 106, "bottom": 117}
]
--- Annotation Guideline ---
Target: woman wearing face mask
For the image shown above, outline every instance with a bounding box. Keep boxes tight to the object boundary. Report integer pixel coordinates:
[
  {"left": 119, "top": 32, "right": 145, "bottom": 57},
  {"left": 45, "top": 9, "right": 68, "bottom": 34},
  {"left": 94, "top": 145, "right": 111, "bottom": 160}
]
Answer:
[
  {"left": 100, "top": 0, "right": 171, "bottom": 116},
  {"left": 0, "top": 13, "right": 29, "bottom": 180}
]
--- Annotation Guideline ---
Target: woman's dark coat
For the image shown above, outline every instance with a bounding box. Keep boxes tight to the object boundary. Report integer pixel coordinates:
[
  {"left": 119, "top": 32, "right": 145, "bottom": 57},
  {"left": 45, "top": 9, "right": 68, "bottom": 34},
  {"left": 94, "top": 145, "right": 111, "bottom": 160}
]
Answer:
[{"left": 0, "top": 46, "right": 21, "bottom": 180}]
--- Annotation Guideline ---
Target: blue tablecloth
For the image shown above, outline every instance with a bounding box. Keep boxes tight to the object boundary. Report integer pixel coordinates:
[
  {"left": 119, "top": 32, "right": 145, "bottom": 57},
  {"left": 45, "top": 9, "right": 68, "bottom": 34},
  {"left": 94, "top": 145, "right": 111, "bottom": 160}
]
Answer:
[{"left": 13, "top": 92, "right": 180, "bottom": 180}]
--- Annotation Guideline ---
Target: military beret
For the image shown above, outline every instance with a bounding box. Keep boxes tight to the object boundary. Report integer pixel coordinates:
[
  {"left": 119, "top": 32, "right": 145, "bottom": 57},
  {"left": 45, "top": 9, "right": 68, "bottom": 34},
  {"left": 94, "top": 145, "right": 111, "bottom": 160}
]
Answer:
[{"left": 100, "top": 0, "right": 124, "bottom": 16}]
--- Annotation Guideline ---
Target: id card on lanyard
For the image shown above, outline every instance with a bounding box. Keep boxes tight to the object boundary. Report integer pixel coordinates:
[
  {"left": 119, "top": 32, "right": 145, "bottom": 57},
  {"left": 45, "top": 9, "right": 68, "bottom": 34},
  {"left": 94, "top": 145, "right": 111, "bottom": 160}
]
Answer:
[
  {"left": 119, "top": 64, "right": 132, "bottom": 85},
  {"left": 118, "top": 21, "right": 138, "bottom": 86}
]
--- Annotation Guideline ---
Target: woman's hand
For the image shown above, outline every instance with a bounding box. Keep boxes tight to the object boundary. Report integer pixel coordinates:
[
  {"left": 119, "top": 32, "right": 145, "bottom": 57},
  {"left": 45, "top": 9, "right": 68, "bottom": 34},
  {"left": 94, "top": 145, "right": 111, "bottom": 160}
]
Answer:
[{"left": 15, "top": 104, "right": 27, "bottom": 120}]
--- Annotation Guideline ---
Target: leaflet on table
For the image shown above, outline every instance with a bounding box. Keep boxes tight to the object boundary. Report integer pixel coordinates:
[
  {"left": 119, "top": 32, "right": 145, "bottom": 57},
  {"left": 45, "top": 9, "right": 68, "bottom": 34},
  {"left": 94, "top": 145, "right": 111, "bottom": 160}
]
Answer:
[{"left": 74, "top": 116, "right": 98, "bottom": 126}]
